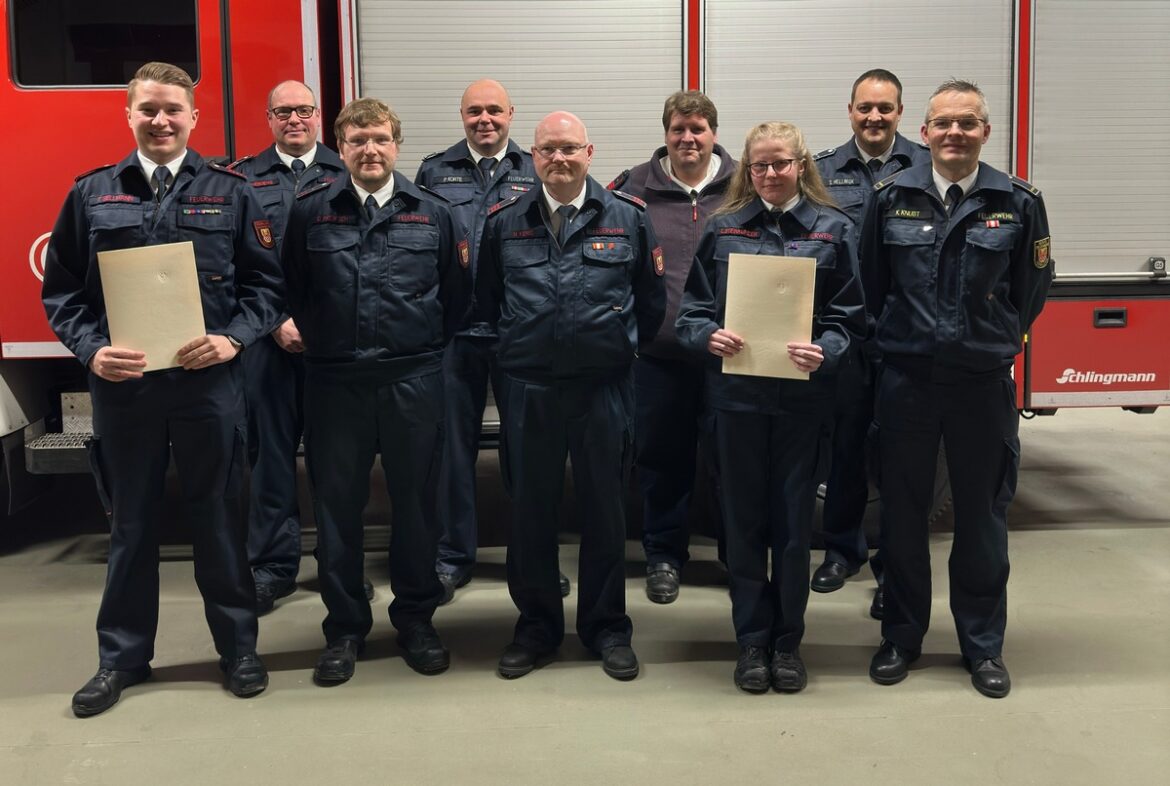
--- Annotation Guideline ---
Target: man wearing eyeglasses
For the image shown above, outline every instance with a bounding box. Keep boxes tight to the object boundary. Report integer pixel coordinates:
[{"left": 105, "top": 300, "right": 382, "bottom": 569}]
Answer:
[
  {"left": 860, "top": 80, "right": 1052, "bottom": 698},
  {"left": 413, "top": 79, "right": 563, "bottom": 606},
  {"left": 281, "top": 98, "right": 470, "bottom": 686},
  {"left": 811, "top": 70, "right": 930, "bottom": 619},
  {"left": 475, "top": 111, "right": 665, "bottom": 681},
  {"left": 229, "top": 81, "right": 349, "bottom": 615},
  {"left": 607, "top": 91, "right": 735, "bottom": 605}
]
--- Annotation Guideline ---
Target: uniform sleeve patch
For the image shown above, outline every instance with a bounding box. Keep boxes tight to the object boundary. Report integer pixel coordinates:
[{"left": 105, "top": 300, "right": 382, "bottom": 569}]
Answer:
[
  {"left": 254, "top": 220, "right": 275, "bottom": 249},
  {"left": 1034, "top": 237, "right": 1051, "bottom": 269},
  {"left": 458, "top": 239, "right": 470, "bottom": 269},
  {"left": 652, "top": 246, "right": 665, "bottom": 276}
]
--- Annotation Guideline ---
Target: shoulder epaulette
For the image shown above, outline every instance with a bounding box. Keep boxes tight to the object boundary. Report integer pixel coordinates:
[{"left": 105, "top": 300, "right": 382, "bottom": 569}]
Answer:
[
  {"left": 487, "top": 196, "right": 521, "bottom": 216},
  {"left": 227, "top": 154, "right": 254, "bottom": 171},
  {"left": 612, "top": 190, "right": 646, "bottom": 210},
  {"left": 296, "top": 181, "right": 331, "bottom": 200},
  {"left": 209, "top": 162, "right": 247, "bottom": 179},
  {"left": 421, "top": 151, "right": 443, "bottom": 162},
  {"left": 75, "top": 163, "right": 116, "bottom": 182},
  {"left": 813, "top": 147, "right": 836, "bottom": 161},
  {"left": 1009, "top": 175, "right": 1041, "bottom": 196},
  {"left": 606, "top": 170, "right": 630, "bottom": 191},
  {"left": 873, "top": 170, "right": 910, "bottom": 191},
  {"left": 416, "top": 183, "right": 450, "bottom": 203}
]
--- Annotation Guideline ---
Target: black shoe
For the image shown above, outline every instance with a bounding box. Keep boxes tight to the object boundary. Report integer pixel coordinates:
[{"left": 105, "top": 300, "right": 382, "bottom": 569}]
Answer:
[
  {"left": 219, "top": 653, "right": 268, "bottom": 697},
  {"left": 601, "top": 645, "right": 639, "bottom": 681},
  {"left": 255, "top": 580, "right": 296, "bottom": 615},
  {"left": 437, "top": 571, "right": 471, "bottom": 607},
  {"left": 559, "top": 571, "right": 571, "bottom": 598},
  {"left": 965, "top": 656, "right": 1011, "bottom": 698},
  {"left": 498, "top": 643, "right": 555, "bottom": 679},
  {"left": 733, "top": 646, "right": 770, "bottom": 694},
  {"left": 810, "top": 560, "right": 859, "bottom": 593},
  {"left": 363, "top": 576, "right": 375, "bottom": 602},
  {"left": 314, "top": 639, "right": 362, "bottom": 685},
  {"left": 770, "top": 649, "right": 807, "bottom": 693},
  {"left": 71, "top": 665, "right": 152, "bottom": 718},
  {"left": 645, "top": 563, "right": 680, "bottom": 604},
  {"left": 397, "top": 623, "right": 450, "bottom": 675},
  {"left": 869, "top": 586, "right": 885, "bottom": 620},
  {"left": 869, "top": 639, "right": 920, "bottom": 685}
]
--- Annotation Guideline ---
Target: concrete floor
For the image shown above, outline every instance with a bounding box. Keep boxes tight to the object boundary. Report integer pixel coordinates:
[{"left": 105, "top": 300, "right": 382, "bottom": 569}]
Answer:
[{"left": 0, "top": 407, "right": 1167, "bottom": 785}]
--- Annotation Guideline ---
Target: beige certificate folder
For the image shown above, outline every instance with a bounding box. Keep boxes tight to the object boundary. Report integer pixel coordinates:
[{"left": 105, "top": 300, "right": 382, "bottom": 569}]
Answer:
[
  {"left": 97, "top": 241, "right": 206, "bottom": 372},
  {"left": 722, "top": 252, "right": 815, "bottom": 380}
]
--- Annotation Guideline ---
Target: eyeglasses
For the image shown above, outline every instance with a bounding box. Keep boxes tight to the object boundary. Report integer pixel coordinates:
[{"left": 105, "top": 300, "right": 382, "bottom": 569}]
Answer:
[
  {"left": 269, "top": 105, "right": 317, "bottom": 120},
  {"left": 343, "top": 136, "right": 396, "bottom": 149},
  {"left": 533, "top": 144, "right": 588, "bottom": 159},
  {"left": 926, "top": 116, "right": 985, "bottom": 132},
  {"left": 748, "top": 159, "right": 797, "bottom": 177}
]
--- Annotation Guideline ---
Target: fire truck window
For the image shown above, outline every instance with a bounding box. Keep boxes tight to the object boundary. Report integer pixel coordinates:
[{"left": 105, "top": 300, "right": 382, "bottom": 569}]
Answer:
[{"left": 10, "top": 0, "right": 198, "bottom": 87}]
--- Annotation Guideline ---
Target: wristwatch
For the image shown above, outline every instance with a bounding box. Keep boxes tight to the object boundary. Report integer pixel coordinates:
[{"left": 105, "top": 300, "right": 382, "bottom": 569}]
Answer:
[{"left": 226, "top": 335, "right": 244, "bottom": 353}]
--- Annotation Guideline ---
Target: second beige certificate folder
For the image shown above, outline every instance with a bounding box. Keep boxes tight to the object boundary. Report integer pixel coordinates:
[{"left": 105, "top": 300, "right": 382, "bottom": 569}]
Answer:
[
  {"left": 722, "top": 252, "right": 815, "bottom": 381},
  {"left": 97, "top": 241, "right": 206, "bottom": 372}
]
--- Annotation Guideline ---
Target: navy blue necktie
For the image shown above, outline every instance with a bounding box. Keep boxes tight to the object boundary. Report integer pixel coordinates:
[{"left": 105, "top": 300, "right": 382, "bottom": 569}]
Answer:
[
  {"left": 365, "top": 194, "right": 379, "bottom": 222},
  {"left": 556, "top": 205, "right": 575, "bottom": 246},
  {"left": 290, "top": 158, "right": 306, "bottom": 184},
  {"left": 152, "top": 167, "right": 171, "bottom": 204},
  {"left": 478, "top": 157, "right": 495, "bottom": 185},
  {"left": 946, "top": 184, "right": 963, "bottom": 215}
]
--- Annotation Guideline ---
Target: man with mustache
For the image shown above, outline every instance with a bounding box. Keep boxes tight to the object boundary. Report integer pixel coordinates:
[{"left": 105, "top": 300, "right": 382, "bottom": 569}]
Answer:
[{"left": 812, "top": 69, "right": 930, "bottom": 619}]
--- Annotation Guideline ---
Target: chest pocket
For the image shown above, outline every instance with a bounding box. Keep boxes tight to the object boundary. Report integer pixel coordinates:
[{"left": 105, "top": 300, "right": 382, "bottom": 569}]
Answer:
[
  {"left": 502, "top": 240, "right": 553, "bottom": 307},
  {"left": 89, "top": 205, "right": 142, "bottom": 233},
  {"left": 306, "top": 225, "right": 360, "bottom": 254},
  {"left": 965, "top": 224, "right": 1018, "bottom": 253},
  {"left": 176, "top": 209, "right": 236, "bottom": 275},
  {"left": 884, "top": 218, "right": 935, "bottom": 291},
  {"left": 386, "top": 227, "right": 440, "bottom": 292},
  {"left": 884, "top": 218, "right": 934, "bottom": 247},
  {"left": 582, "top": 240, "right": 633, "bottom": 305}
]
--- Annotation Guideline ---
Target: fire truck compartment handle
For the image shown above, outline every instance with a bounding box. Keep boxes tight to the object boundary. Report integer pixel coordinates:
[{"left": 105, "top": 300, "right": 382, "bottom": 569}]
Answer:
[{"left": 1093, "top": 308, "right": 1128, "bottom": 328}]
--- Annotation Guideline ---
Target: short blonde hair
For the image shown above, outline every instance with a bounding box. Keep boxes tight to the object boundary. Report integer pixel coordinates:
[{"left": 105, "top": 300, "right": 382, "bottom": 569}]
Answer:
[{"left": 127, "top": 62, "right": 195, "bottom": 107}]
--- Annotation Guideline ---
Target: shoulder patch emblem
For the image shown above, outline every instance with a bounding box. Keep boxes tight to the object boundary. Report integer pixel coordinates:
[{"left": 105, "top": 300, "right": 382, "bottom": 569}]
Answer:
[
  {"left": 1034, "top": 237, "right": 1051, "bottom": 269},
  {"left": 458, "top": 239, "right": 470, "bottom": 269},
  {"left": 652, "top": 245, "right": 665, "bottom": 276},
  {"left": 607, "top": 170, "right": 630, "bottom": 191},
  {"left": 254, "top": 220, "right": 275, "bottom": 249}
]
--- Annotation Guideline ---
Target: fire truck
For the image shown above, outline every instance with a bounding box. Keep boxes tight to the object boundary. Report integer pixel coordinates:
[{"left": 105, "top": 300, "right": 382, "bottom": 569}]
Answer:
[{"left": 1, "top": 0, "right": 1167, "bottom": 519}]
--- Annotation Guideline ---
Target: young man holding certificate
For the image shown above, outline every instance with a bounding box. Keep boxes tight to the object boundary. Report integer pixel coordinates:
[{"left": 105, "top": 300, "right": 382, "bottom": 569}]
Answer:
[
  {"left": 676, "top": 122, "right": 865, "bottom": 694},
  {"left": 42, "top": 62, "right": 283, "bottom": 717}
]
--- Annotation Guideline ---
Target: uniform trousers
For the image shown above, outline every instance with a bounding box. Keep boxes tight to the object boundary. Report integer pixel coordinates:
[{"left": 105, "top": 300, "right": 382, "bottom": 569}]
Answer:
[
  {"left": 715, "top": 406, "right": 823, "bottom": 652},
  {"left": 243, "top": 336, "right": 304, "bottom": 585},
  {"left": 88, "top": 362, "right": 255, "bottom": 669},
  {"left": 875, "top": 363, "right": 1018, "bottom": 660},
  {"left": 634, "top": 354, "right": 716, "bottom": 570},
  {"left": 499, "top": 372, "right": 634, "bottom": 653},
  {"left": 821, "top": 352, "right": 883, "bottom": 579},
  {"left": 303, "top": 367, "right": 445, "bottom": 644},
  {"left": 435, "top": 334, "right": 502, "bottom": 579}
]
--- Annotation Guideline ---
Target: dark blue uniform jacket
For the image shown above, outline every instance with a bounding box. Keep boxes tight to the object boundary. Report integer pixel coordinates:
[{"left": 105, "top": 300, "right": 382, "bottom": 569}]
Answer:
[
  {"left": 859, "top": 162, "right": 1053, "bottom": 376},
  {"left": 676, "top": 197, "right": 867, "bottom": 414},
  {"left": 230, "top": 143, "right": 346, "bottom": 251},
  {"left": 475, "top": 177, "right": 666, "bottom": 381},
  {"left": 281, "top": 174, "right": 470, "bottom": 377},
  {"left": 42, "top": 149, "right": 283, "bottom": 367},
  {"left": 815, "top": 133, "right": 931, "bottom": 229}
]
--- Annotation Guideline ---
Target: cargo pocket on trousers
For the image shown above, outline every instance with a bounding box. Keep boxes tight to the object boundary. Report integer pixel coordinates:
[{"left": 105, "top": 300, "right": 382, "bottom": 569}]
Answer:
[
  {"left": 224, "top": 424, "right": 247, "bottom": 499},
  {"left": 85, "top": 436, "right": 113, "bottom": 519},
  {"left": 864, "top": 421, "right": 882, "bottom": 490},
  {"left": 995, "top": 435, "right": 1021, "bottom": 511}
]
